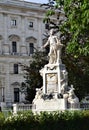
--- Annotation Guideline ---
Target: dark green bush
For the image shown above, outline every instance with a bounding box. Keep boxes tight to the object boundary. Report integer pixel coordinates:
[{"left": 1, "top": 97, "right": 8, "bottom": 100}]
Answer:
[
  {"left": 0, "top": 112, "right": 5, "bottom": 129},
  {"left": 1, "top": 110, "right": 89, "bottom": 130}
]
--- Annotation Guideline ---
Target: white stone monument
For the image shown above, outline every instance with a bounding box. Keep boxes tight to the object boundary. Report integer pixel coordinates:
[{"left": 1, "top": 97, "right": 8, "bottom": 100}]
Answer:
[{"left": 33, "top": 29, "right": 80, "bottom": 112}]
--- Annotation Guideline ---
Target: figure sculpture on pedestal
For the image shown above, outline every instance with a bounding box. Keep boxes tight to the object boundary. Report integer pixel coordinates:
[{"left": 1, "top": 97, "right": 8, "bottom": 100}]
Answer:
[
  {"left": 33, "top": 29, "right": 80, "bottom": 112},
  {"left": 43, "top": 29, "right": 63, "bottom": 64}
]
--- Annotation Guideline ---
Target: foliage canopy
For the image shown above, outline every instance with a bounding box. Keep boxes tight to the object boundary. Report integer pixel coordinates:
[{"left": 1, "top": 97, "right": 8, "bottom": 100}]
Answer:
[{"left": 43, "top": 0, "right": 89, "bottom": 57}]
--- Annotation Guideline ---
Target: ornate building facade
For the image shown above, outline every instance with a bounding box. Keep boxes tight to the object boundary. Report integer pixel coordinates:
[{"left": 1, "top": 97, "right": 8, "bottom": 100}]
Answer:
[{"left": 0, "top": 0, "right": 46, "bottom": 105}]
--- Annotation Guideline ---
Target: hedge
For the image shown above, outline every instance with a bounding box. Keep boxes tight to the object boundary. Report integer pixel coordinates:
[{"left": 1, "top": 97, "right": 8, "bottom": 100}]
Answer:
[{"left": 0, "top": 110, "right": 89, "bottom": 130}]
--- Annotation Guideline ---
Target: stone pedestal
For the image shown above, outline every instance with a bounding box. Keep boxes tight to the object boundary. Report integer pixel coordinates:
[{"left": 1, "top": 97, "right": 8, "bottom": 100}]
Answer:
[
  {"left": 33, "top": 98, "right": 67, "bottom": 112},
  {"left": 33, "top": 63, "right": 67, "bottom": 112},
  {"left": 33, "top": 62, "right": 80, "bottom": 112},
  {"left": 40, "top": 63, "right": 68, "bottom": 95}
]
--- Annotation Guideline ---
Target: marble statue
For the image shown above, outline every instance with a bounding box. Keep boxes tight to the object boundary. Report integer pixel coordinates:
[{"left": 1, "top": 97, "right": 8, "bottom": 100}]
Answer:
[
  {"left": 68, "top": 85, "right": 79, "bottom": 107},
  {"left": 33, "top": 29, "right": 80, "bottom": 112},
  {"left": 43, "top": 29, "right": 63, "bottom": 64}
]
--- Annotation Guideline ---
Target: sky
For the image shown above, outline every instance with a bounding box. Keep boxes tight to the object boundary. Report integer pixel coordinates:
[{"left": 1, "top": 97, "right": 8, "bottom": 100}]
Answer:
[{"left": 25, "top": 0, "right": 48, "bottom": 4}]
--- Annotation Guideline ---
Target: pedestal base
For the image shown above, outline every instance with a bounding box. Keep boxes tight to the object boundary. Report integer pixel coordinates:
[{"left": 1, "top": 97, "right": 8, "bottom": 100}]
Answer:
[{"left": 33, "top": 98, "right": 67, "bottom": 113}]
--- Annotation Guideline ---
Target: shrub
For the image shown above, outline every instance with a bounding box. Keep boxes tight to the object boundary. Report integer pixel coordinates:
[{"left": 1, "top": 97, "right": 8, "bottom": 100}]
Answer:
[
  {"left": 1, "top": 110, "right": 89, "bottom": 130},
  {"left": 0, "top": 112, "right": 5, "bottom": 129}
]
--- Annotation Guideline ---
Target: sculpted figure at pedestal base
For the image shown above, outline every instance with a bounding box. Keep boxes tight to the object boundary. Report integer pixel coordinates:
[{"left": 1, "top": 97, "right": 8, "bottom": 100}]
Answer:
[
  {"left": 68, "top": 85, "right": 79, "bottom": 108},
  {"left": 43, "top": 29, "right": 63, "bottom": 64}
]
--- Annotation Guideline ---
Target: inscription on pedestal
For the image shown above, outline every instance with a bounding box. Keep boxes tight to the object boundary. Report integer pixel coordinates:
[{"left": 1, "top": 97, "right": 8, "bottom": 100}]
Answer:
[{"left": 46, "top": 73, "right": 58, "bottom": 93}]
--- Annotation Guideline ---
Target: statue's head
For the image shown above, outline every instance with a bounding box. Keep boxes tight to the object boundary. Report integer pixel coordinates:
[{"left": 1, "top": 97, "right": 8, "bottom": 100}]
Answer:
[{"left": 50, "top": 29, "right": 54, "bottom": 35}]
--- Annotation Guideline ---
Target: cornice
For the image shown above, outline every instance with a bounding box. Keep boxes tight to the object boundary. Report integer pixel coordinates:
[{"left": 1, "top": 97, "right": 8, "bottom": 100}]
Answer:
[{"left": 0, "top": 0, "right": 46, "bottom": 12}]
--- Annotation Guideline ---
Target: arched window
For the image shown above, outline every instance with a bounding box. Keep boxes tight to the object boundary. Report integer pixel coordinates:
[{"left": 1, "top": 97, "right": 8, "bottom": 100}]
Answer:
[
  {"left": 14, "top": 64, "right": 18, "bottom": 74},
  {"left": 29, "top": 43, "right": 34, "bottom": 54},
  {"left": 14, "top": 88, "right": 19, "bottom": 102},
  {"left": 12, "top": 41, "right": 17, "bottom": 53}
]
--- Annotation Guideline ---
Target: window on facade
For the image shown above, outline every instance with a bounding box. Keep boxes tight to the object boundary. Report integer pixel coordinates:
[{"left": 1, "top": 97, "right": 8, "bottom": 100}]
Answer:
[
  {"left": 11, "top": 19, "right": 17, "bottom": 27},
  {"left": 29, "top": 22, "right": 33, "bottom": 28},
  {"left": 14, "top": 64, "right": 18, "bottom": 74},
  {"left": 14, "top": 88, "right": 19, "bottom": 102},
  {"left": 45, "top": 23, "right": 49, "bottom": 30},
  {"left": 29, "top": 43, "right": 34, "bottom": 54},
  {"left": 12, "top": 41, "right": 17, "bottom": 53}
]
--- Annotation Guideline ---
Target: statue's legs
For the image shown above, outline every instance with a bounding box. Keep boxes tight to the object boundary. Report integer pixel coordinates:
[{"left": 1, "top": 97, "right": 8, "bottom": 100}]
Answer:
[{"left": 49, "top": 46, "right": 57, "bottom": 64}]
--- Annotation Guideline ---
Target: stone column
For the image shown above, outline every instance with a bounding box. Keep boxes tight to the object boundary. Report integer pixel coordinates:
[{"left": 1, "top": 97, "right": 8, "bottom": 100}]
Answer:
[
  {"left": 5, "top": 63, "right": 12, "bottom": 103},
  {"left": 3, "top": 13, "right": 9, "bottom": 55},
  {"left": 38, "top": 18, "right": 42, "bottom": 47},
  {"left": 20, "top": 16, "right": 27, "bottom": 55}
]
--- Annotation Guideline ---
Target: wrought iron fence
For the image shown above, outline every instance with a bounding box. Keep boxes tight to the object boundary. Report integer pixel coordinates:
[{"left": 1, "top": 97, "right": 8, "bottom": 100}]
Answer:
[
  {"left": 12, "top": 102, "right": 89, "bottom": 114},
  {"left": 80, "top": 103, "right": 89, "bottom": 110},
  {"left": 18, "top": 104, "right": 36, "bottom": 111},
  {"left": 13, "top": 103, "right": 36, "bottom": 114}
]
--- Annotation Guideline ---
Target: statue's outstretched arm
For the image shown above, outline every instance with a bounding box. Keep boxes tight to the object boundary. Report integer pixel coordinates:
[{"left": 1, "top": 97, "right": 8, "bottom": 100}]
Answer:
[{"left": 43, "top": 38, "right": 50, "bottom": 48}]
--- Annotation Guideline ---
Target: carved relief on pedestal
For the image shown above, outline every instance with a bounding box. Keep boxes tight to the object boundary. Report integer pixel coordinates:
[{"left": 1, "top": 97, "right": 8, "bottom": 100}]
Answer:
[{"left": 46, "top": 73, "right": 58, "bottom": 93}]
